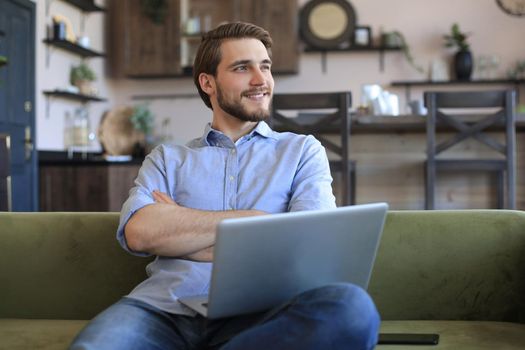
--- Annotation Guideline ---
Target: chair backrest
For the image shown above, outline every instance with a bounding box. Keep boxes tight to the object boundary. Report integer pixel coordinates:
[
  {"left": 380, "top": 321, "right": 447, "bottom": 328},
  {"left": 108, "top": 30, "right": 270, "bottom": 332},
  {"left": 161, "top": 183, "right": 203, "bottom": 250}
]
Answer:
[
  {"left": 0, "top": 134, "right": 11, "bottom": 211},
  {"left": 271, "top": 92, "right": 352, "bottom": 204},
  {"left": 424, "top": 90, "right": 516, "bottom": 160},
  {"left": 271, "top": 91, "right": 351, "bottom": 164},
  {"left": 424, "top": 90, "right": 516, "bottom": 209}
]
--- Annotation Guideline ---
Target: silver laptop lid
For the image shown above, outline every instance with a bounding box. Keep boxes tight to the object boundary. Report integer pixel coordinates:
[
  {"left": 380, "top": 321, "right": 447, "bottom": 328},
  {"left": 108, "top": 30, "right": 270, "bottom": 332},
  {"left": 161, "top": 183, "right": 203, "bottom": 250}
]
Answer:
[{"left": 206, "top": 202, "right": 388, "bottom": 319}]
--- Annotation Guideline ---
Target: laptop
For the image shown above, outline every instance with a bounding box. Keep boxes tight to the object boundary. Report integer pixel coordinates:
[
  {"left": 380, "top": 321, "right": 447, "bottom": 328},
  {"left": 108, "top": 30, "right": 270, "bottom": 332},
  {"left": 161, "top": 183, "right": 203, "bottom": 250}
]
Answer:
[{"left": 178, "top": 202, "right": 388, "bottom": 319}]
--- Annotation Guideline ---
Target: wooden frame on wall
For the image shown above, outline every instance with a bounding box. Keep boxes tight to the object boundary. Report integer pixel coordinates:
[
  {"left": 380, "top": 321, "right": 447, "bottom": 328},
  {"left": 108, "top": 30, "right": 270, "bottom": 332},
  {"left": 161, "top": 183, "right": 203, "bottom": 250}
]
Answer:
[{"left": 354, "top": 26, "right": 372, "bottom": 47}]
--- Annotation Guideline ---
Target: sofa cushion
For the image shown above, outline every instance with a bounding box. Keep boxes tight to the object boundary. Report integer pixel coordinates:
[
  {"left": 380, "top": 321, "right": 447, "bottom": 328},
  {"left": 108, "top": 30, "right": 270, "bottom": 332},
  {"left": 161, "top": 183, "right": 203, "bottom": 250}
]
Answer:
[
  {"left": 0, "top": 319, "right": 87, "bottom": 350},
  {"left": 1, "top": 319, "right": 524, "bottom": 349},
  {"left": 378, "top": 320, "right": 525, "bottom": 349}
]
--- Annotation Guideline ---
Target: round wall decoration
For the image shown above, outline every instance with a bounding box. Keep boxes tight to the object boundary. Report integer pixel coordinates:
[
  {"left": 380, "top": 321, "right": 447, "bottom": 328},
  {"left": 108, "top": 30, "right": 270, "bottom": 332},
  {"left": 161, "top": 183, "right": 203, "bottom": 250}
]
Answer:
[
  {"left": 496, "top": 0, "right": 525, "bottom": 16},
  {"left": 300, "top": 0, "right": 357, "bottom": 49},
  {"left": 98, "top": 107, "right": 145, "bottom": 156}
]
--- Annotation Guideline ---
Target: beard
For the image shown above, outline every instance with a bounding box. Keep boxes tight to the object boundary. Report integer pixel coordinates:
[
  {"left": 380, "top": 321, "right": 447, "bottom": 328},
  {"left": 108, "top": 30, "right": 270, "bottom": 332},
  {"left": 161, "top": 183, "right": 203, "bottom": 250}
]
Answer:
[{"left": 216, "top": 83, "right": 271, "bottom": 122}]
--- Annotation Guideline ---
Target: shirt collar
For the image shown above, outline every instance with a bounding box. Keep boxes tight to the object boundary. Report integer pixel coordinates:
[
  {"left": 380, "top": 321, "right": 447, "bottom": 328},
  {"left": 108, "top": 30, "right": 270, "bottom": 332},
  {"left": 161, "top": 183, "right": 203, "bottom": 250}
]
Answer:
[
  {"left": 252, "top": 121, "right": 277, "bottom": 140},
  {"left": 200, "top": 121, "right": 277, "bottom": 147}
]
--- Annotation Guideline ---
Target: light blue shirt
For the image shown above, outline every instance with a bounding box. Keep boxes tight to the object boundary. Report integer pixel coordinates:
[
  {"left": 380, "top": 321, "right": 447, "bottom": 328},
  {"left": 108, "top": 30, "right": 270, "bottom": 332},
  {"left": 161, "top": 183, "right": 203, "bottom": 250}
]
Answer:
[{"left": 117, "top": 121, "right": 336, "bottom": 315}]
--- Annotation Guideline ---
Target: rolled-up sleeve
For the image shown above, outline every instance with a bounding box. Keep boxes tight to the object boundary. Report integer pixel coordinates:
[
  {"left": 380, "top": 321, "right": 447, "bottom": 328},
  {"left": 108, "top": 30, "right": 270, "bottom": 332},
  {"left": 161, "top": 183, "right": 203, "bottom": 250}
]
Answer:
[
  {"left": 288, "top": 135, "right": 336, "bottom": 212},
  {"left": 116, "top": 146, "right": 170, "bottom": 256}
]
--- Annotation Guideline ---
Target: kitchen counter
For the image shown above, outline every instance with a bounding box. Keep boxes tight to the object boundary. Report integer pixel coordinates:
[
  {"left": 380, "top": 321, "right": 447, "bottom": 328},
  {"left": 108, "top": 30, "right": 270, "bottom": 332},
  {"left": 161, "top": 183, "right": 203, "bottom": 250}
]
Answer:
[
  {"left": 274, "top": 113, "right": 525, "bottom": 134},
  {"left": 38, "top": 151, "right": 144, "bottom": 166}
]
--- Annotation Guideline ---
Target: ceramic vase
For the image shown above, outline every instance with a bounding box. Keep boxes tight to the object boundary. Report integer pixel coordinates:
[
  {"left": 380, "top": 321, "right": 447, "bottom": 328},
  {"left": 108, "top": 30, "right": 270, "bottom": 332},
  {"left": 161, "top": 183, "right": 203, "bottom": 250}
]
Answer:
[{"left": 455, "top": 50, "right": 473, "bottom": 81}]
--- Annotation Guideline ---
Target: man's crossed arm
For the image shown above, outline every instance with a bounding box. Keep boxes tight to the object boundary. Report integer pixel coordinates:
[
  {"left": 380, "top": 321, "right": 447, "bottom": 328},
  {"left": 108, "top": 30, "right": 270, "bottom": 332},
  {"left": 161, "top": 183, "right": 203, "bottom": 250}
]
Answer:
[{"left": 124, "top": 191, "right": 266, "bottom": 262}]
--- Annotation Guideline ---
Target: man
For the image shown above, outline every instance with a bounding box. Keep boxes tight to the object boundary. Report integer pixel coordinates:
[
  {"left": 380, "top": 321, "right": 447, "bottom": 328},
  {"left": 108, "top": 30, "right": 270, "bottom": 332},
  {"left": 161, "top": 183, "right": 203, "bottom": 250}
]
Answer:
[{"left": 70, "top": 22, "right": 379, "bottom": 350}]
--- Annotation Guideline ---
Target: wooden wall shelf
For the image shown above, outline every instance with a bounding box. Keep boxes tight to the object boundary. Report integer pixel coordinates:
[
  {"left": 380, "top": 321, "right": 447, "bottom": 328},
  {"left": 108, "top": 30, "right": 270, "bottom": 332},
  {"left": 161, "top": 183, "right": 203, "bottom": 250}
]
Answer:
[
  {"left": 45, "top": 0, "right": 104, "bottom": 15},
  {"left": 43, "top": 90, "right": 106, "bottom": 103},
  {"left": 43, "top": 39, "right": 105, "bottom": 58},
  {"left": 304, "top": 45, "right": 403, "bottom": 73},
  {"left": 304, "top": 45, "right": 403, "bottom": 53},
  {"left": 391, "top": 79, "right": 525, "bottom": 87},
  {"left": 62, "top": 0, "right": 105, "bottom": 12}
]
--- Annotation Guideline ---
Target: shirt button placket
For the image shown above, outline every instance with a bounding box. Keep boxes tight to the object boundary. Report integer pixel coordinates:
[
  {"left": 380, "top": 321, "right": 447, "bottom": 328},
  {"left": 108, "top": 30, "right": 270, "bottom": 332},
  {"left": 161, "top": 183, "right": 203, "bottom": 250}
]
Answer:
[{"left": 226, "top": 147, "right": 238, "bottom": 210}]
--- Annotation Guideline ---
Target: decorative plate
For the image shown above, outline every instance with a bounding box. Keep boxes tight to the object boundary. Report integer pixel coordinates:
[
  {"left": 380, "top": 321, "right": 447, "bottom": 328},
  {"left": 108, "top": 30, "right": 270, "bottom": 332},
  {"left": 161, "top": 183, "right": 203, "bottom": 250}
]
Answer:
[
  {"left": 98, "top": 107, "right": 144, "bottom": 156},
  {"left": 300, "top": 0, "right": 357, "bottom": 49}
]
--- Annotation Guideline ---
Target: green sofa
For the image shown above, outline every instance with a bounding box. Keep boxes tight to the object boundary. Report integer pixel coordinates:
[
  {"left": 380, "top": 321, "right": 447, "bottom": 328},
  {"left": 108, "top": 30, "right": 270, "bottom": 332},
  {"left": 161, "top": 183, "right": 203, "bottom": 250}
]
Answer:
[{"left": 1, "top": 210, "right": 524, "bottom": 349}]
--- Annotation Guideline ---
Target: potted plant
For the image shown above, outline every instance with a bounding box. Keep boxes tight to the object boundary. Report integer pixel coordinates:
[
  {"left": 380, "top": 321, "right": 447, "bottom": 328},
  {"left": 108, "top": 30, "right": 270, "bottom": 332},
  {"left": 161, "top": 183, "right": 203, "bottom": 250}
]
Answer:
[
  {"left": 444, "top": 23, "right": 472, "bottom": 81},
  {"left": 130, "top": 103, "right": 155, "bottom": 155},
  {"left": 70, "top": 63, "right": 96, "bottom": 95},
  {"left": 131, "top": 104, "right": 154, "bottom": 136},
  {"left": 382, "top": 31, "right": 425, "bottom": 75}
]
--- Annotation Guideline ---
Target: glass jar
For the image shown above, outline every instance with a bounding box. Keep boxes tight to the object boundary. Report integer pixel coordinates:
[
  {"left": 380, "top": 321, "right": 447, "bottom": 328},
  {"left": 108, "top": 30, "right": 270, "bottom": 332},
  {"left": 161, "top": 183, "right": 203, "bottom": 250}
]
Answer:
[
  {"left": 72, "top": 107, "right": 90, "bottom": 146},
  {"left": 63, "top": 110, "right": 73, "bottom": 149}
]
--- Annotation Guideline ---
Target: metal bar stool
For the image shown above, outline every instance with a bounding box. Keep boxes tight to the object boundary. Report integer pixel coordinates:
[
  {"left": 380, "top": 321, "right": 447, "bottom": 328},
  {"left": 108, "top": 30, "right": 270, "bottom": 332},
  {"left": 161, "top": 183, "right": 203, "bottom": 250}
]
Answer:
[
  {"left": 424, "top": 90, "right": 516, "bottom": 209},
  {"left": 271, "top": 92, "right": 356, "bottom": 205}
]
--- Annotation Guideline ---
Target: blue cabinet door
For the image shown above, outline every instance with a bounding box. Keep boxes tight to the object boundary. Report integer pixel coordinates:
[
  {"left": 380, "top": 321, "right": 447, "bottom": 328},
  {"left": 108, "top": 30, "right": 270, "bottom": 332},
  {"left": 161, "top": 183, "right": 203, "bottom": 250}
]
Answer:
[{"left": 0, "top": 0, "right": 37, "bottom": 211}]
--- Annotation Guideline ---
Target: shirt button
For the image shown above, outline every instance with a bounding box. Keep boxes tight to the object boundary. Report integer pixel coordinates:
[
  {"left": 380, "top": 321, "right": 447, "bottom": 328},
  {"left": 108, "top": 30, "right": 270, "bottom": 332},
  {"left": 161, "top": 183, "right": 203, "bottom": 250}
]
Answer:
[
  {"left": 230, "top": 149, "right": 236, "bottom": 154},
  {"left": 229, "top": 175, "right": 235, "bottom": 181}
]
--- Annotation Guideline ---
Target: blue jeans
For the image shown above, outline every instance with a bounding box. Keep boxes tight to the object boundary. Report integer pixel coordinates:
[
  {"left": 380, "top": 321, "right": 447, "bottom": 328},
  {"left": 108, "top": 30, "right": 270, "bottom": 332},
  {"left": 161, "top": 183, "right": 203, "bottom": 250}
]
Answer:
[{"left": 70, "top": 283, "right": 380, "bottom": 350}]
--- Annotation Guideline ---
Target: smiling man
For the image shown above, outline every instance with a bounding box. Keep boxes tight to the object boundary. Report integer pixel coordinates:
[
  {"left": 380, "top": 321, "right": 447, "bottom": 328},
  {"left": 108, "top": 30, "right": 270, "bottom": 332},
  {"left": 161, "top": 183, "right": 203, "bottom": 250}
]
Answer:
[{"left": 70, "top": 22, "right": 379, "bottom": 350}]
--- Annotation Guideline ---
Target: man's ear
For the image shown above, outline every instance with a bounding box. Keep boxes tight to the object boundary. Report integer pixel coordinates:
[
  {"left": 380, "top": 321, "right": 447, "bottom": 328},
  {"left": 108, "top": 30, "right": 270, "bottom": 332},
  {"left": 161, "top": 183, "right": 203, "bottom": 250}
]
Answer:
[{"left": 198, "top": 73, "right": 215, "bottom": 95}]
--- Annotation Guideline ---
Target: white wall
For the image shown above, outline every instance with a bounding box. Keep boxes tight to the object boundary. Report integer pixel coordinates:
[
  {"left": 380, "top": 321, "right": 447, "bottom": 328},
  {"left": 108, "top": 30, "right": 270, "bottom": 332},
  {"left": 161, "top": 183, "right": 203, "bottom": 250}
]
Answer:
[{"left": 35, "top": 0, "right": 525, "bottom": 150}]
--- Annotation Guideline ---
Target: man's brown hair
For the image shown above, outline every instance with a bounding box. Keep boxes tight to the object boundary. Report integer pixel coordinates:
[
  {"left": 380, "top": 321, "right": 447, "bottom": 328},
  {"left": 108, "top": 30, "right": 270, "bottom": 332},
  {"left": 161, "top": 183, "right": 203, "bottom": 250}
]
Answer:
[{"left": 193, "top": 22, "right": 273, "bottom": 109}]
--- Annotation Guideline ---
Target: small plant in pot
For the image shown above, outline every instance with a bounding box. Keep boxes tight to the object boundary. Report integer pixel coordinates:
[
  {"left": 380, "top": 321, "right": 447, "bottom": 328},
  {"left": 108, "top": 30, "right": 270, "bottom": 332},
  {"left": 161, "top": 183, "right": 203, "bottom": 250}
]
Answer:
[
  {"left": 131, "top": 104, "right": 154, "bottom": 137},
  {"left": 382, "top": 31, "right": 425, "bottom": 75},
  {"left": 70, "top": 63, "right": 96, "bottom": 95},
  {"left": 444, "top": 23, "right": 472, "bottom": 81},
  {"left": 130, "top": 103, "right": 155, "bottom": 156}
]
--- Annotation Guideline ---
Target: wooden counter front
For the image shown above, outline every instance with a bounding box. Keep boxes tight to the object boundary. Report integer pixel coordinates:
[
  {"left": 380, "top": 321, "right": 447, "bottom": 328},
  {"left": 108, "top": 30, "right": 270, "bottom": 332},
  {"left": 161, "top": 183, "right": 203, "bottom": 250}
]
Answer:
[{"left": 39, "top": 152, "right": 142, "bottom": 212}]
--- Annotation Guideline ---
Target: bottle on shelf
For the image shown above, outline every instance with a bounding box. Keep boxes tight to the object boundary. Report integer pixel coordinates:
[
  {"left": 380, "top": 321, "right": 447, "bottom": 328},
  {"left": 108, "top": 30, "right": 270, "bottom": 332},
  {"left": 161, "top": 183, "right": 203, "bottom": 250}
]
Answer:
[
  {"left": 66, "top": 107, "right": 94, "bottom": 159},
  {"left": 64, "top": 110, "right": 74, "bottom": 156},
  {"left": 53, "top": 18, "right": 66, "bottom": 40},
  {"left": 72, "top": 107, "right": 90, "bottom": 146}
]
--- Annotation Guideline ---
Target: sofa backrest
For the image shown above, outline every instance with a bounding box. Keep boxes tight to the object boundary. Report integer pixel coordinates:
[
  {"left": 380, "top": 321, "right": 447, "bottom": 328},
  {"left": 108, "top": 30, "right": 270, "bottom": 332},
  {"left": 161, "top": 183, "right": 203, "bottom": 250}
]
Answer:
[
  {"left": 369, "top": 210, "right": 525, "bottom": 323},
  {"left": 0, "top": 212, "right": 152, "bottom": 320},
  {"left": 1, "top": 210, "right": 524, "bottom": 323}
]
